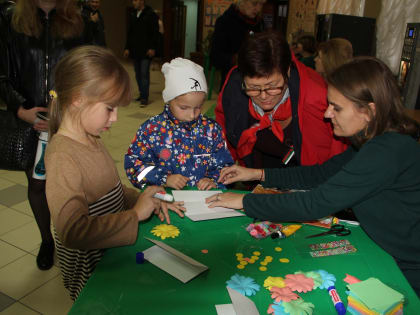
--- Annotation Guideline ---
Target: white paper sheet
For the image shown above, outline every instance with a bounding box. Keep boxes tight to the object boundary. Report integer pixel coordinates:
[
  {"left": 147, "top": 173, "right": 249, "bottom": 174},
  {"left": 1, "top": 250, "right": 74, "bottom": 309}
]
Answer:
[
  {"left": 143, "top": 238, "right": 208, "bottom": 283},
  {"left": 171, "top": 190, "right": 245, "bottom": 221},
  {"left": 215, "top": 287, "right": 260, "bottom": 315}
]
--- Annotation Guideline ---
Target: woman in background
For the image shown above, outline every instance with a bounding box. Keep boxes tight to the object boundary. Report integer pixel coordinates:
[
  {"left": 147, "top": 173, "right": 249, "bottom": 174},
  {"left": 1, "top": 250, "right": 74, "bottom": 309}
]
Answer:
[
  {"left": 295, "top": 34, "right": 317, "bottom": 69},
  {"left": 315, "top": 37, "right": 353, "bottom": 77}
]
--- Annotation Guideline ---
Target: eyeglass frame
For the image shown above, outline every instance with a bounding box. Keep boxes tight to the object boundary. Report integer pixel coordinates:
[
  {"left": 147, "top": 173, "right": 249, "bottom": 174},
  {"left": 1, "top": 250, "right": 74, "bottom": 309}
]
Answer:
[{"left": 241, "top": 80, "right": 288, "bottom": 97}]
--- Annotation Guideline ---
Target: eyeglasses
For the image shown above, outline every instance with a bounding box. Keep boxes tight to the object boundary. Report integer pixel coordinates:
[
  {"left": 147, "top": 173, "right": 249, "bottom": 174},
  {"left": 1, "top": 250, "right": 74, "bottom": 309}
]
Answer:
[{"left": 242, "top": 81, "right": 287, "bottom": 97}]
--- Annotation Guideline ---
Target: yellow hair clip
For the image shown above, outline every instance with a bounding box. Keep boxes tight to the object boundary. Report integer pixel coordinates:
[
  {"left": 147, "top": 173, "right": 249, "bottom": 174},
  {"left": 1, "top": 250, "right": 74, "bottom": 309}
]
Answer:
[{"left": 49, "top": 90, "right": 57, "bottom": 99}]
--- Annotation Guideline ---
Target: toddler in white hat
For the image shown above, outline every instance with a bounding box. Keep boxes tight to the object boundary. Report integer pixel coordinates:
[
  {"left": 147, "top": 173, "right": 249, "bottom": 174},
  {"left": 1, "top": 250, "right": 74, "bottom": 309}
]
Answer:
[
  {"left": 125, "top": 58, "right": 233, "bottom": 191},
  {"left": 162, "top": 57, "right": 208, "bottom": 103}
]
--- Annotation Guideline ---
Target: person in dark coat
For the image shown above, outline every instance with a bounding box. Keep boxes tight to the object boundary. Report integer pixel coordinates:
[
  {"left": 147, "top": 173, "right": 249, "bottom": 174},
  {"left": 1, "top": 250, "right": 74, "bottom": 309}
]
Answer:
[
  {"left": 81, "top": 0, "right": 106, "bottom": 46},
  {"left": 0, "top": 0, "right": 92, "bottom": 271},
  {"left": 210, "top": 0, "right": 265, "bottom": 90},
  {"left": 124, "top": 0, "right": 159, "bottom": 106}
]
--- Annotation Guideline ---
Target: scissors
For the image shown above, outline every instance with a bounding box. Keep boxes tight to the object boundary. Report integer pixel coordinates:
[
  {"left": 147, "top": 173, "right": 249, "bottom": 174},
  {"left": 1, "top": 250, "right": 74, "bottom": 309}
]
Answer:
[{"left": 305, "top": 224, "right": 351, "bottom": 238}]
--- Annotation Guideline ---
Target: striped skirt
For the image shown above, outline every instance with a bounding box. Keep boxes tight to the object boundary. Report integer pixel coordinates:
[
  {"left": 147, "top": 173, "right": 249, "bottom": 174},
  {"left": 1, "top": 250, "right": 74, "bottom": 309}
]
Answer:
[{"left": 55, "top": 181, "right": 126, "bottom": 301}]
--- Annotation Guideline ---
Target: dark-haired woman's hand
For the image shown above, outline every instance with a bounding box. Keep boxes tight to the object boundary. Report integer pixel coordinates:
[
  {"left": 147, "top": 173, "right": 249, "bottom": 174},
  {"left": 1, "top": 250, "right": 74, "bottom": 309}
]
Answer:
[{"left": 218, "top": 165, "right": 262, "bottom": 185}]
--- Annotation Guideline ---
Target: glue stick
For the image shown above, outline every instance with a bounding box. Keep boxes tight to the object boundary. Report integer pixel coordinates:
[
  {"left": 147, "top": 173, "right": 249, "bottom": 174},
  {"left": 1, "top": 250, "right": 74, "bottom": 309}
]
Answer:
[{"left": 327, "top": 286, "right": 346, "bottom": 315}]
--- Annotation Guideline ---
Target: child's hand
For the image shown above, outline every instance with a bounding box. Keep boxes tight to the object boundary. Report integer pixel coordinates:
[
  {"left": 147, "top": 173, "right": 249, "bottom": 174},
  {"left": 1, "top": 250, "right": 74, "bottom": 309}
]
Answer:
[
  {"left": 166, "top": 174, "right": 189, "bottom": 189},
  {"left": 156, "top": 201, "right": 186, "bottom": 224},
  {"left": 133, "top": 186, "right": 162, "bottom": 221},
  {"left": 197, "top": 178, "right": 217, "bottom": 190}
]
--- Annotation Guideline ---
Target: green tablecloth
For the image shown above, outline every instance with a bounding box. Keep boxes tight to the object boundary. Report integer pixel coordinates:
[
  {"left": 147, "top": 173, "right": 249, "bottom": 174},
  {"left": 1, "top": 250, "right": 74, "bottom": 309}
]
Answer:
[{"left": 70, "top": 208, "right": 420, "bottom": 314}]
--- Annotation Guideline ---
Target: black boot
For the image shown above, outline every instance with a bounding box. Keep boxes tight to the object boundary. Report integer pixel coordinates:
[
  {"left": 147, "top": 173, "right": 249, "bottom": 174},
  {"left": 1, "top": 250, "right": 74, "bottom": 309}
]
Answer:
[{"left": 36, "top": 241, "right": 55, "bottom": 270}]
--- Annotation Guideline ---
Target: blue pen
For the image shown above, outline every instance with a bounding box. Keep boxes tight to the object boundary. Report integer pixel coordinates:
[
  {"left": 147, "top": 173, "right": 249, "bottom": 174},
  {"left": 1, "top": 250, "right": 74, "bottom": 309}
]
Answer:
[{"left": 327, "top": 286, "right": 346, "bottom": 315}]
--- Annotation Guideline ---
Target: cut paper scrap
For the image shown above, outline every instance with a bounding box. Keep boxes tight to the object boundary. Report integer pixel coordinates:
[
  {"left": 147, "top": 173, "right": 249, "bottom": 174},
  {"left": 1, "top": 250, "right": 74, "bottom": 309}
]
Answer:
[
  {"left": 303, "top": 215, "right": 339, "bottom": 229},
  {"left": 309, "top": 239, "right": 350, "bottom": 250},
  {"left": 295, "top": 271, "right": 323, "bottom": 289},
  {"left": 264, "top": 276, "right": 286, "bottom": 290},
  {"left": 284, "top": 274, "right": 314, "bottom": 293},
  {"left": 226, "top": 274, "right": 260, "bottom": 297},
  {"left": 267, "top": 301, "right": 289, "bottom": 315},
  {"left": 150, "top": 224, "right": 180, "bottom": 240},
  {"left": 310, "top": 245, "right": 357, "bottom": 257},
  {"left": 317, "top": 269, "right": 336, "bottom": 289},
  {"left": 343, "top": 273, "right": 361, "bottom": 285},
  {"left": 270, "top": 286, "right": 300, "bottom": 302},
  {"left": 282, "top": 299, "right": 315, "bottom": 315}
]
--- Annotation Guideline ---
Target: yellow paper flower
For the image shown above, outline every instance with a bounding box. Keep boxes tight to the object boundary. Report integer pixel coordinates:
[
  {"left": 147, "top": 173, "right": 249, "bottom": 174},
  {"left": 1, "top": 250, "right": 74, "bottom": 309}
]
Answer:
[
  {"left": 264, "top": 276, "right": 286, "bottom": 290},
  {"left": 151, "top": 224, "right": 180, "bottom": 240},
  {"left": 49, "top": 90, "right": 57, "bottom": 99}
]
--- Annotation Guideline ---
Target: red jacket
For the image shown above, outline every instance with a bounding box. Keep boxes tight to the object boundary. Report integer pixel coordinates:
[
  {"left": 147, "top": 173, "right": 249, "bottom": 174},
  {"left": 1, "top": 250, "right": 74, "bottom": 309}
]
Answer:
[{"left": 215, "top": 59, "right": 347, "bottom": 167}]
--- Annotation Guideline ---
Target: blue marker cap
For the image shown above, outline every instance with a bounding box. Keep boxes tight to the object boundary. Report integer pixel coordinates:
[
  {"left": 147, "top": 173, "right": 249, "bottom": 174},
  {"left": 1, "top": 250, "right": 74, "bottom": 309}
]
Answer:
[
  {"left": 136, "top": 252, "right": 145, "bottom": 264},
  {"left": 335, "top": 302, "right": 346, "bottom": 315}
]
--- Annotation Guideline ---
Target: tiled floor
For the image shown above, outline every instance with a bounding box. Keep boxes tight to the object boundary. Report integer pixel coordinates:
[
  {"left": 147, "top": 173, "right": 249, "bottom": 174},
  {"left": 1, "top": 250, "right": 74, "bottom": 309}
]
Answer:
[{"left": 0, "top": 60, "right": 217, "bottom": 314}]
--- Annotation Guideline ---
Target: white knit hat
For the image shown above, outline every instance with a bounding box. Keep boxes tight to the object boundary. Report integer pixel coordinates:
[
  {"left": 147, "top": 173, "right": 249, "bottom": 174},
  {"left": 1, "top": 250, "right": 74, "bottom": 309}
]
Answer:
[{"left": 162, "top": 58, "right": 208, "bottom": 103}]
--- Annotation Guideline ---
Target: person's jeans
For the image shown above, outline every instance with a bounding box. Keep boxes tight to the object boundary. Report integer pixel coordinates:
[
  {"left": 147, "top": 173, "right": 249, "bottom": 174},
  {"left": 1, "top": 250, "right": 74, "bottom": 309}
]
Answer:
[{"left": 133, "top": 58, "right": 151, "bottom": 100}]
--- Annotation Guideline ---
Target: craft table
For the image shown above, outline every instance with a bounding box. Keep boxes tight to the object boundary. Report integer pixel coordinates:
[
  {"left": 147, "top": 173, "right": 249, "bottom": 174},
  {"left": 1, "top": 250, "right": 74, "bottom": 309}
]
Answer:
[{"left": 69, "top": 198, "right": 420, "bottom": 314}]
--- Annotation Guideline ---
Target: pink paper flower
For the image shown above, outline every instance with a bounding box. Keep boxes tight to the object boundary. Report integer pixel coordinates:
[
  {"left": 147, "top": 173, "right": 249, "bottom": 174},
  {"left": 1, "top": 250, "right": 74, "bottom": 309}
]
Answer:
[
  {"left": 270, "top": 286, "right": 300, "bottom": 302},
  {"left": 284, "top": 274, "right": 314, "bottom": 293}
]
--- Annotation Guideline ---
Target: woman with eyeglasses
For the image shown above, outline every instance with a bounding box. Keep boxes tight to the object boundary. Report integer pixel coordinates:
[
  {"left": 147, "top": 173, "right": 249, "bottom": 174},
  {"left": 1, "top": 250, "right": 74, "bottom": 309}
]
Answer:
[{"left": 215, "top": 31, "right": 347, "bottom": 170}]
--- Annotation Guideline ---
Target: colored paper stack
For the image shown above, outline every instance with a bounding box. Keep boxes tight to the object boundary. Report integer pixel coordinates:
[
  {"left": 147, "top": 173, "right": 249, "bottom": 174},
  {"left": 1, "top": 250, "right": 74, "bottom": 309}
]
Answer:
[{"left": 346, "top": 278, "right": 404, "bottom": 315}]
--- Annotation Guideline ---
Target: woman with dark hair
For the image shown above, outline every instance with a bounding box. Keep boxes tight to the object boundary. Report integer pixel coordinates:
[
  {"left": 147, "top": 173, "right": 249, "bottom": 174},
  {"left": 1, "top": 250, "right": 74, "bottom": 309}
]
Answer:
[
  {"left": 216, "top": 31, "right": 347, "bottom": 170},
  {"left": 208, "top": 57, "right": 420, "bottom": 297},
  {"left": 0, "top": 0, "right": 93, "bottom": 270}
]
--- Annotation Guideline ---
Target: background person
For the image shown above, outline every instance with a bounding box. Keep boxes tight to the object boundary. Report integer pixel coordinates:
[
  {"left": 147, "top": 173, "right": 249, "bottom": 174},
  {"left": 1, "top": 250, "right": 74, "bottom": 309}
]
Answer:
[
  {"left": 210, "top": 0, "right": 266, "bottom": 90},
  {"left": 81, "top": 0, "right": 106, "bottom": 46},
  {"left": 315, "top": 37, "right": 353, "bottom": 77},
  {"left": 295, "top": 34, "right": 317, "bottom": 69},
  {"left": 215, "top": 31, "right": 347, "bottom": 171},
  {"left": 0, "top": 0, "right": 92, "bottom": 271},
  {"left": 124, "top": 0, "right": 159, "bottom": 106},
  {"left": 208, "top": 57, "right": 420, "bottom": 297}
]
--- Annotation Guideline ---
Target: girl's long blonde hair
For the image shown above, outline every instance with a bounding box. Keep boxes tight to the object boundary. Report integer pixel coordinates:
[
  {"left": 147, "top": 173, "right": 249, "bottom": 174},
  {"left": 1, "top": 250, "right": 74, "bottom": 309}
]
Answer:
[
  {"left": 12, "top": 0, "right": 83, "bottom": 38},
  {"left": 49, "top": 46, "right": 132, "bottom": 137}
]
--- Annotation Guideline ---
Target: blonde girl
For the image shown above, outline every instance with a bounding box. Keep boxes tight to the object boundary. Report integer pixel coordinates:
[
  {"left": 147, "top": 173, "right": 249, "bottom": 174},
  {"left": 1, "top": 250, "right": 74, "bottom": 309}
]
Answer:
[{"left": 45, "top": 45, "right": 185, "bottom": 300}]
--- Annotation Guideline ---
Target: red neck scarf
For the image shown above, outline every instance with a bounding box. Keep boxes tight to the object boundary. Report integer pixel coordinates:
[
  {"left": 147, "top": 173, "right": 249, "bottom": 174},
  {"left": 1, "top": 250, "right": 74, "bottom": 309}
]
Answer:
[{"left": 236, "top": 98, "right": 292, "bottom": 159}]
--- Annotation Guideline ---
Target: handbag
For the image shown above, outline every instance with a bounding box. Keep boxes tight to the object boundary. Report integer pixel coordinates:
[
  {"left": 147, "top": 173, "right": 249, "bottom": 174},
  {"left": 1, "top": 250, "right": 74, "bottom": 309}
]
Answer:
[{"left": 0, "top": 109, "right": 37, "bottom": 171}]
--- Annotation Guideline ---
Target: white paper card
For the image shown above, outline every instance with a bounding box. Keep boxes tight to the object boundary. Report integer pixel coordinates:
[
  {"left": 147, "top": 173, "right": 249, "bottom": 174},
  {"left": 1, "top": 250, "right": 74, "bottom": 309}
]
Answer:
[
  {"left": 143, "top": 238, "right": 208, "bottom": 283},
  {"left": 215, "top": 304, "right": 236, "bottom": 315},
  {"left": 172, "top": 190, "right": 245, "bottom": 221},
  {"left": 215, "top": 287, "right": 260, "bottom": 315}
]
